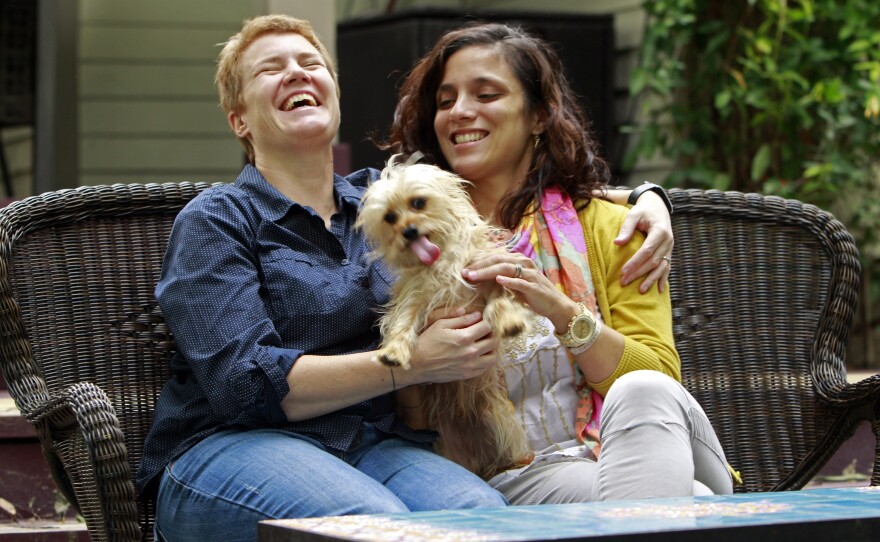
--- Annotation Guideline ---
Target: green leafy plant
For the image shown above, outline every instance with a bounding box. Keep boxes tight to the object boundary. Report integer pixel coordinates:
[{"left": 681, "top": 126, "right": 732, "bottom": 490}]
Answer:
[{"left": 626, "top": 0, "right": 880, "bottom": 364}]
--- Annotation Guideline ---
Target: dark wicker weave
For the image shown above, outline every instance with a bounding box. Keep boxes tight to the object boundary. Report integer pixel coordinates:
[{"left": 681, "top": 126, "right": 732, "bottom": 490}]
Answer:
[
  {"left": 0, "top": 183, "right": 210, "bottom": 541},
  {"left": 0, "top": 184, "right": 877, "bottom": 541},
  {"left": 668, "top": 188, "right": 879, "bottom": 492}
]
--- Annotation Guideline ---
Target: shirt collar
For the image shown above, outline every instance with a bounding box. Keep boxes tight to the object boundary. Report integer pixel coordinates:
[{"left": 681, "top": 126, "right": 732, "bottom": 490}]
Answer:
[{"left": 234, "top": 164, "right": 371, "bottom": 222}]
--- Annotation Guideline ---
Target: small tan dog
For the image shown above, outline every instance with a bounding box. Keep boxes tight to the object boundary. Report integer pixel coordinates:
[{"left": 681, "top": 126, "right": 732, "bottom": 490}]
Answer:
[{"left": 356, "top": 156, "right": 533, "bottom": 479}]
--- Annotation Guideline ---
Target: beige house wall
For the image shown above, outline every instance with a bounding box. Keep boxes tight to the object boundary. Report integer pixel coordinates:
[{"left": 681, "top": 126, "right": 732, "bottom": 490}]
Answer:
[
  {"left": 75, "top": 0, "right": 337, "bottom": 187},
  {"left": 77, "top": 0, "right": 253, "bottom": 186}
]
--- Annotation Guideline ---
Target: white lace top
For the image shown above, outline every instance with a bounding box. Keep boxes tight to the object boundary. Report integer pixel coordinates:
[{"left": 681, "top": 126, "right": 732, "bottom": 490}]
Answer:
[{"left": 500, "top": 312, "right": 594, "bottom": 456}]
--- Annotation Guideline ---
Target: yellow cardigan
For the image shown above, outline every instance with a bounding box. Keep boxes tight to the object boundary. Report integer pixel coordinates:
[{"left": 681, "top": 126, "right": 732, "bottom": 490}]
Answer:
[{"left": 579, "top": 198, "right": 681, "bottom": 395}]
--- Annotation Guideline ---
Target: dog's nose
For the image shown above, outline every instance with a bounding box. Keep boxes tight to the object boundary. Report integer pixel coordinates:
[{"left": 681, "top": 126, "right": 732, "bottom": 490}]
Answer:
[{"left": 402, "top": 225, "right": 419, "bottom": 241}]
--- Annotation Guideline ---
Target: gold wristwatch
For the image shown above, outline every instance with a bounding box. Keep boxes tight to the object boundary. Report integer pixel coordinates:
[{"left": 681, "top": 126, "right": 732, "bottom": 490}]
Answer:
[{"left": 555, "top": 303, "right": 599, "bottom": 349}]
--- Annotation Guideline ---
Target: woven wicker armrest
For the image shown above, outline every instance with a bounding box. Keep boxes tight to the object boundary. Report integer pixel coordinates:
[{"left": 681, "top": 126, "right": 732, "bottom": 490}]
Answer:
[
  {"left": 667, "top": 188, "right": 878, "bottom": 491},
  {"left": 811, "top": 370, "right": 880, "bottom": 406},
  {"left": 27, "top": 382, "right": 140, "bottom": 541},
  {"left": 0, "top": 182, "right": 208, "bottom": 541}
]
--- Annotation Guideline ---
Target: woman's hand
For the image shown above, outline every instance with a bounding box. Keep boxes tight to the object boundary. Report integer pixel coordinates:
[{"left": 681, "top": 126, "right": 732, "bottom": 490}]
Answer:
[
  {"left": 463, "top": 254, "right": 578, "bottom": 334},
  {"left": 401, "top": 309, "right": 500, "bottom": 386},
  {"left": 614, "top": 190, "right": 674, "bottom": 293}
]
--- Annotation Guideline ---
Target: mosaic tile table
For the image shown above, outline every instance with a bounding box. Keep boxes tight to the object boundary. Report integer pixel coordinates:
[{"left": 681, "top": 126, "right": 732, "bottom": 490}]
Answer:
[{"left": 259, "top": 486, "right": 880, "bottom": 542}]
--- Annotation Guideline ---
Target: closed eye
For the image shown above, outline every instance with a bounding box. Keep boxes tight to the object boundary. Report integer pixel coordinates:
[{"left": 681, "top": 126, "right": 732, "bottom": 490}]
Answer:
[
  {"left": 256, "top": 67, "right": 280, "bottom": 77},
  {"left": 253, "top": 61, "right": 283, "bottom": 76},
  {"left": 299, "top": 53, "right": 325, "bottom": 69}
]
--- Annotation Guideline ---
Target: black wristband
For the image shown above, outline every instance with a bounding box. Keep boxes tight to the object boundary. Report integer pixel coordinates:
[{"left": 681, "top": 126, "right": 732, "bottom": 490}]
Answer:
[{"left": 627, "top": 182, "right": 673, "bottom": 214}]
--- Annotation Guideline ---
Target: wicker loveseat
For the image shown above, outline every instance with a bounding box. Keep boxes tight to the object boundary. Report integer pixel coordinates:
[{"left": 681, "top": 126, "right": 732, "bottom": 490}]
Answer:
[{"left": 0, "top": 183, "right": 877, "bottom": 541}]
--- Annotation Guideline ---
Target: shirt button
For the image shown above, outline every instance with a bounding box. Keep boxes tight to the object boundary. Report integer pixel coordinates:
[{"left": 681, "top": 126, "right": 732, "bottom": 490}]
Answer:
[{"left": 341, "top": 258, "right": 350, "bottom": 265}]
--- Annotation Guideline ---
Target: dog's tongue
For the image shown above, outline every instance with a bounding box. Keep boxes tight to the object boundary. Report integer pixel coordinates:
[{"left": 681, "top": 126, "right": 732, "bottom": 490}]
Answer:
[{"left": 410, "top": 235, "right": 440, "bottom": 266}]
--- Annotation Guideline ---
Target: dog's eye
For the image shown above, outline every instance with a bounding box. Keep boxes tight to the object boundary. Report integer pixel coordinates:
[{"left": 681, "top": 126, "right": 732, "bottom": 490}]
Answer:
[
  {"left": 383, "top": 211, "right": 397, "bottom": 224},
  {"left": 410, "top": 197, "right": 426, "bottom": 210}
]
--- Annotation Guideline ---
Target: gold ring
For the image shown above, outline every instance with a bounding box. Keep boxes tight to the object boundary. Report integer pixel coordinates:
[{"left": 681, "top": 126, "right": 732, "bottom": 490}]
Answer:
[{"left": 514, "top": 262, "right": 523, "bottom": 279}]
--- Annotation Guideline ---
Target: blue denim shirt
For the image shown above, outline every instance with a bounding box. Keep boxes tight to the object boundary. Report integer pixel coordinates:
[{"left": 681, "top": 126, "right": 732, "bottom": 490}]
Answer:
[{"left": 135, "top": 165, "right": 434, "bottom": 499}]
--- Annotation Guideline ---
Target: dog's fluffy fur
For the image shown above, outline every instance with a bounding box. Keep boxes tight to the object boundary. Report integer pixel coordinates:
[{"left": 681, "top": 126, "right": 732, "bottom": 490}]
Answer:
[{"left": 356, "top": 157, "right": 533, "bottom": 479}]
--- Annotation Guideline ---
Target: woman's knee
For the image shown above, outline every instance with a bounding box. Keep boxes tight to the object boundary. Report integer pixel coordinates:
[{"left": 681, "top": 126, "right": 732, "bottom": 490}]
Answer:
[
  {"left": 364, "top": 440, "right": 507, "bottom": 510},
  {"left": 443, "top": 482, "right": 508, "bottom": 509},
  {"left": 604, "top": 370, "right": 684, "bottom": 414},
  {"left": 155, "top": 487, "right": 405, "bottom": 542},
  {"left": 606, "top": 370, "right": 679, "bottom": 402},
  {"left": 601, "top": 370, "right": 693, "bottom": 435},
  {"left": 159, "top": 431, "right": 411, "bottom": 527}
]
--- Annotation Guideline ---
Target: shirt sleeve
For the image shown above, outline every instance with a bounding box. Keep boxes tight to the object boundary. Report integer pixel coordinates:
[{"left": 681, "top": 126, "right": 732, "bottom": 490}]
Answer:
[
  {"left": 156, "top": 189, "right": 294, "bottom": 426},
  {"left": 583, "top": 200, "right": 681, "bottom": 396}
]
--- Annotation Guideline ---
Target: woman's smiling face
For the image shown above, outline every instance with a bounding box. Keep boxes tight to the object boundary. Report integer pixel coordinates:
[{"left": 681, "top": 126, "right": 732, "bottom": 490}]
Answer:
[
  {"left": 231, "top": 32, "right": 340, "bottom": 160},
  {"left": 433, "top": 44, "right": 542, "bottom": 189}
]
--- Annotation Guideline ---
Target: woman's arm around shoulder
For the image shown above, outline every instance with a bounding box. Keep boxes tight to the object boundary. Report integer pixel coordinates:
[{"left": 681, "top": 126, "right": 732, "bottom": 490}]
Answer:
[
  {"left": 577, "top": 199, "right": 681, "bottom": 394},
  {"left": 600, "top": 187, "right": 674, "bottom": 293}
]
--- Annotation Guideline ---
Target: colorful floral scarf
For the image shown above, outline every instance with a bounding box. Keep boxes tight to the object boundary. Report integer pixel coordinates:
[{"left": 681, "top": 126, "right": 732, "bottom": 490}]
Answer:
[{"left": 510, "top": 187, "right": 603, "bottom": 453}]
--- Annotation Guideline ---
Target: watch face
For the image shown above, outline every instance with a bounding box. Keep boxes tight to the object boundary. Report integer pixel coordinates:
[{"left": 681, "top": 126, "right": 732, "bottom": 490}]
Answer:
[{"left": 571, "top": 315, "right": 595, "bottom": 342}]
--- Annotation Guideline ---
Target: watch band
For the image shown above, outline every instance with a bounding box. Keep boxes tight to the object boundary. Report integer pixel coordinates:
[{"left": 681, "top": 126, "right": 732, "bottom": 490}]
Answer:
[
  {"left": 627, "top": 182, "right": 673, "bottom": 214},
  {"left": 555, "top": 303, "right": 601, "bottom": 353},
  {"left": 568, "top": 317, "right": 603, "bottom": 355},
  {"left": 556, "top": 303, "right": 587, "bottom": 347}
]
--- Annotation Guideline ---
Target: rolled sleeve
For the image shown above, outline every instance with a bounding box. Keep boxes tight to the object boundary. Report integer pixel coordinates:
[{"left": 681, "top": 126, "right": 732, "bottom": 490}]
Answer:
[
  {"left": 253, "top": 346, "right": 302, "bottom": 424},
  {"left": 158, "top": 190, "right": 300, "bottom": 426}
]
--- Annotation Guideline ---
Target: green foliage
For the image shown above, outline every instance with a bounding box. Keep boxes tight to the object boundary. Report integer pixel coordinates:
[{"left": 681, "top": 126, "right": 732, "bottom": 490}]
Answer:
[{"left": 628, "top": 0, "right": 880, "bottom": 335}]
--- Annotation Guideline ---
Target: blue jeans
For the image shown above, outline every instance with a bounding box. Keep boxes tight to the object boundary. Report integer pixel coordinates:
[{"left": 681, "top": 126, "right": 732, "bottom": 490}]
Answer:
[{"left": 154, "top": 425, "right": 507, "bottom": 542}]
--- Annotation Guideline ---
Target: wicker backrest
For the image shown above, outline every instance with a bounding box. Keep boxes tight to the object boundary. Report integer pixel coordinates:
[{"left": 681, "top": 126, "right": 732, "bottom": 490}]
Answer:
[
  {"left": 668, "top": 189, "right": 868, "bottom": 492},
  {"left": 0, "top": 183, "right": 210, "bottom": 541}
]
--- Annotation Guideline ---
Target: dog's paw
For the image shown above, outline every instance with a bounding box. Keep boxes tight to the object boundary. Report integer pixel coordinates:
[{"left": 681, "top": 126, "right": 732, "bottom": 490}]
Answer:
[
  {"left": 375, "top": 351, "right": 411, "bottom": 370},
  {"left": 378, "top": 353, "right": 402, "bottom": 367},
  {"left": 495, "top": 308, "right": 530, "bottom": 339},
  {"left": 485, "top": 294, "right": 531, "bottom": 340},
  {"left": 500, "top": 320, "right": 527, "bottom": 338},
  {"left": 377, "top": 339, "right": 415, "bottom": 370}
]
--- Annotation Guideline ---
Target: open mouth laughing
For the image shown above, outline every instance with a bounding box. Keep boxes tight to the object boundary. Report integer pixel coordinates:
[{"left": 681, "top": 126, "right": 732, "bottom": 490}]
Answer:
[{"left": 282, "top": 93, "right": 319, "bottom": 111}]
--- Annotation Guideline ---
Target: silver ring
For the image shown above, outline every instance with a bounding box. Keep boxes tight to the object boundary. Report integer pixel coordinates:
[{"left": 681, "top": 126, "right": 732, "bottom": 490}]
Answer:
[
  {"left": 662, "top": 255, "right": 672, "bottom": 265},
  {"left": 513, "top": 262, "right": 523, "bottom": 279}
]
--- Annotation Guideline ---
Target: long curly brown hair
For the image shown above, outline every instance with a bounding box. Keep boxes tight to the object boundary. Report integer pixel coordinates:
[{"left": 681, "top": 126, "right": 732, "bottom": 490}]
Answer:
[{"left": 384, "top": 22, "right": 611, "bottom": 230}]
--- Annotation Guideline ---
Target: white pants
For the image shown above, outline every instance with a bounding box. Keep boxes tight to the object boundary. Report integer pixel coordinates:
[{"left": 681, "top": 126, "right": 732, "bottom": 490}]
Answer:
[{"left": 490, "top": 370, "right": 733, "bottom": 504}]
